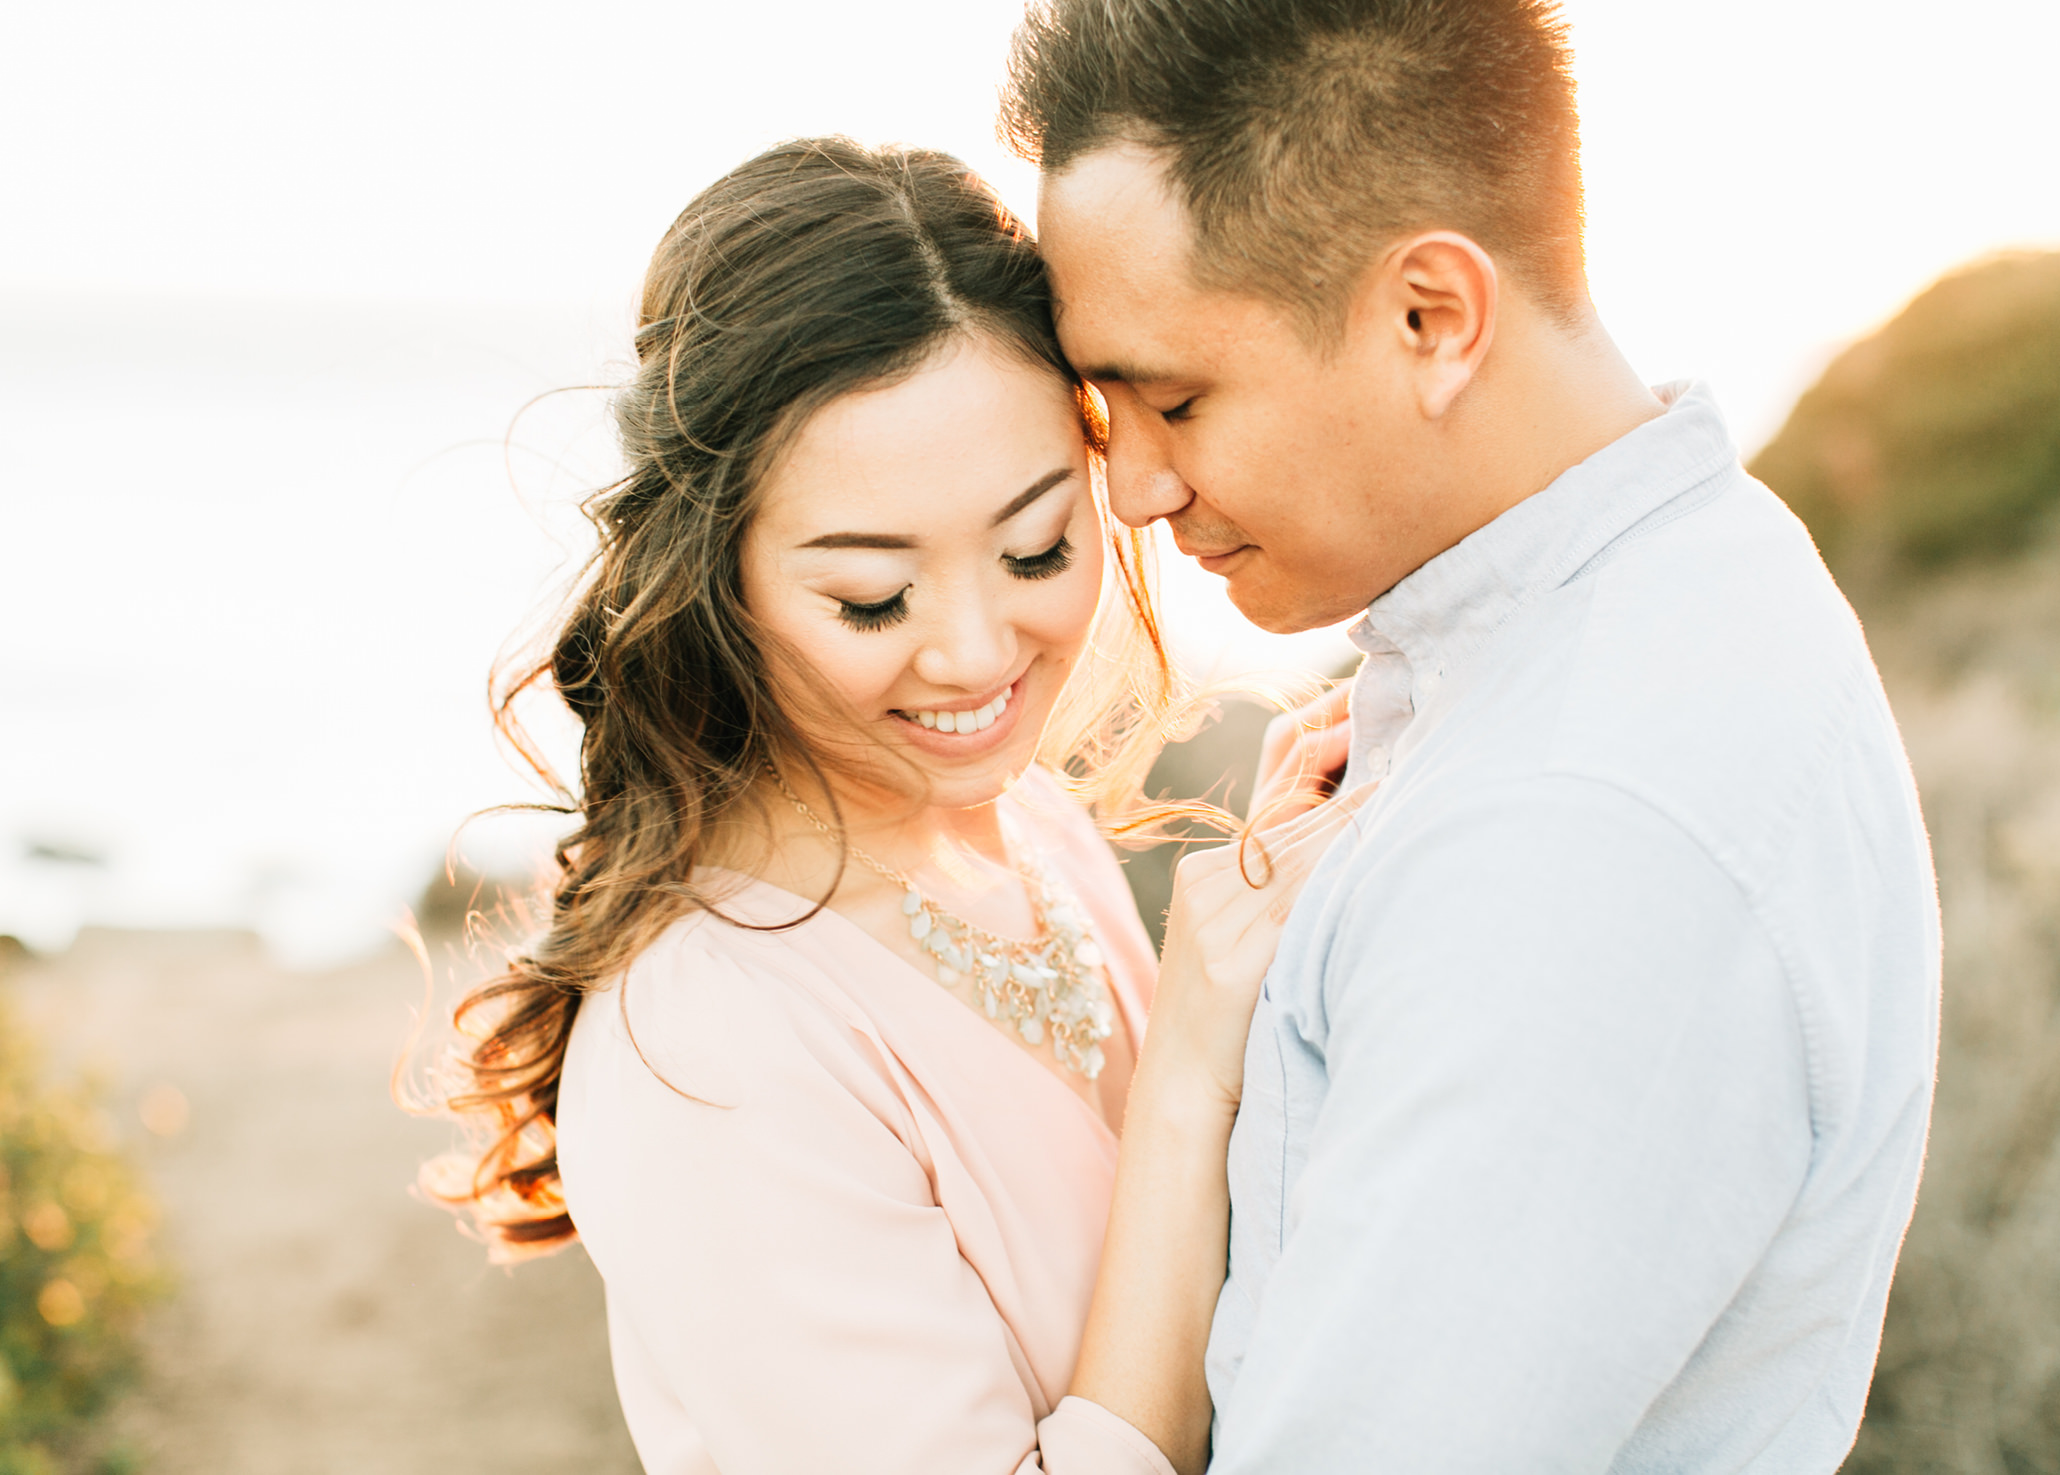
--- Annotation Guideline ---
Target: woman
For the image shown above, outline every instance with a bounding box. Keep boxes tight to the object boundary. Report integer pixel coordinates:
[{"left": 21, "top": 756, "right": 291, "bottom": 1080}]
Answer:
[{"left": 433, "top": 138, "right": 1357, "bottom": 1475}]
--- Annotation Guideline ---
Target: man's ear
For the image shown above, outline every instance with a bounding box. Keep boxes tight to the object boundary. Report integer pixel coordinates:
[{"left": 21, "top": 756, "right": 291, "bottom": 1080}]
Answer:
[{"left": 1351, "top": 231, "right": 1498, "bottom": 419}]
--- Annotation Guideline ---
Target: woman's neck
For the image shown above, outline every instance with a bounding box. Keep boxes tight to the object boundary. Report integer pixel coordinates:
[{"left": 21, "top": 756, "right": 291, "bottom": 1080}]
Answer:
[
  {"left": 826, "top": 782, "right": 1013, "bottom": 877},
  {"left": 875, "top": 798, "right": 1009, "bottom": 875},
  {"left": 738, "top": 770, "right": 1021, "bottom": 911}
]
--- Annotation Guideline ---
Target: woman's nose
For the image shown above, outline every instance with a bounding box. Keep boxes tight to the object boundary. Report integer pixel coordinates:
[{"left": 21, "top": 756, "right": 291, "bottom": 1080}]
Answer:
[
  {"left": 911, "top": 595, "right": 1019, "bottom": 693},
  {"left": 1103, "top": 397, "right": 1193, "bottom": 529}
]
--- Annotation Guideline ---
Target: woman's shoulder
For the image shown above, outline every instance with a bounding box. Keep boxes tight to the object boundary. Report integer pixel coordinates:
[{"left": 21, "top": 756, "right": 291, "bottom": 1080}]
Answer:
[
  {"left": 571, "top": 888, "right": 895, "bottom": 1110},
  {"left": 555, "top": 894, "right": 938, "bottom": 1280}
]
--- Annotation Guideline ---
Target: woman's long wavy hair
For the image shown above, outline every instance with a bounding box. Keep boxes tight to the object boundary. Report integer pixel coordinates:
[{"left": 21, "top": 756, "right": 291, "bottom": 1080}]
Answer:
[{"left": 423, "top": 138, "right": 1201, "bottom": 1259}]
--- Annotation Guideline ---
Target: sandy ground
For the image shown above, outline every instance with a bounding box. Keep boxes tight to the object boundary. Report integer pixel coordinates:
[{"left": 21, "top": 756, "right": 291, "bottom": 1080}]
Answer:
[{"left": 5, "top": 928, "right": 639, "bottom": 1474}]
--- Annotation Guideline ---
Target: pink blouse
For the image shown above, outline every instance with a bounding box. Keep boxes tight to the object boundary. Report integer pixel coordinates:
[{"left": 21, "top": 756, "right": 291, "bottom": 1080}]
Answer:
[{"left": 556, "top": 769, "right": 1176, "bottom": 1475}]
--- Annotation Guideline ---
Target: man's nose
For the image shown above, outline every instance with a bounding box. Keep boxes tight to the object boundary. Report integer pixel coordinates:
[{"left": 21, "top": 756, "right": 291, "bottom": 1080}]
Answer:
[{"left": 1103, "top": 397, "right": 1193, "bottom": 530}]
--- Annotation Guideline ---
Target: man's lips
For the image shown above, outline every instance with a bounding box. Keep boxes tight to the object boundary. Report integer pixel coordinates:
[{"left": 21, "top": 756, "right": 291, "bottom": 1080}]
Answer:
[
  {"left": 1190, "top": 544, "right": 1254, "bottom": 574},
  {"left": 1166, "top": 511, "right": 1253, "bottom": 572}
]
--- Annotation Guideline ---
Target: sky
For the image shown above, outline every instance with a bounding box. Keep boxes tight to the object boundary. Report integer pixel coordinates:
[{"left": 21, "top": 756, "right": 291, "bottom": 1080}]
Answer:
[
  {"left": 7, "top": 0, "right": 2057, "bottom": 443},
  {"left": 3, "top": 0, "right": 2057, "bottom": 962}
]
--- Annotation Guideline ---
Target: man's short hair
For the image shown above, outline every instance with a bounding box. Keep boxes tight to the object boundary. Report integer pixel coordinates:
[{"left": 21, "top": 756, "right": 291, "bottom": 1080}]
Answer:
[{"left": 1000, "top": 0, "right": 1587, "bottom": 335}]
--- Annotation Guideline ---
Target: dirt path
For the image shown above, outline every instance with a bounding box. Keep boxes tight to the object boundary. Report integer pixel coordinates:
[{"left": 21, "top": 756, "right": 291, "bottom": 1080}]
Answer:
[{"left": 8, "top": 928, "right": 639, "bottom": 1474}]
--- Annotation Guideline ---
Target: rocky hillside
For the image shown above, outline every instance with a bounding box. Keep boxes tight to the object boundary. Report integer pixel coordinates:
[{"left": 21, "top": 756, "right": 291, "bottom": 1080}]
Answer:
[
  {"left": 1750, "top": 251, "right": 2060, "bottom": 585},
  {"left": 1753, "top": 250, "right": 2060, "bottom": 1474}
]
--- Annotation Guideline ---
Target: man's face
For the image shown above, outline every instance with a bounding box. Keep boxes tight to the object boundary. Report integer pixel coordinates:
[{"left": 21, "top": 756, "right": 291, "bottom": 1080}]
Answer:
[{"left": 1039, "top": 144, "right": 1440, "bottom": 634}]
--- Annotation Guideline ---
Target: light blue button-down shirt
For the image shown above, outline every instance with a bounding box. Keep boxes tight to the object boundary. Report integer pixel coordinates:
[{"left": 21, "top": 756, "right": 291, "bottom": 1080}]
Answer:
[{"left": 1205, "top": 384, "right": 1941, "bottom": 1472}]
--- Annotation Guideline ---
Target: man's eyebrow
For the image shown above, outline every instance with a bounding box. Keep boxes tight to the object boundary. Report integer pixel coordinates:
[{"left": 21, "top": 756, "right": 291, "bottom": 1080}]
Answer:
[
  {"left": 1075, "top": 359, "right": 1173, "bottom": 387},
  {"left": 796, "top": 469, "right": 1074, "bottom": 551}
]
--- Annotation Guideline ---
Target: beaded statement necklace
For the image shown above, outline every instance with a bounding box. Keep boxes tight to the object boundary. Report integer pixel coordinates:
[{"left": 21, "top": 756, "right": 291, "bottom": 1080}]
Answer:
[{"left": 774, "top": 776, "right": 1118, "bottom": 1080}]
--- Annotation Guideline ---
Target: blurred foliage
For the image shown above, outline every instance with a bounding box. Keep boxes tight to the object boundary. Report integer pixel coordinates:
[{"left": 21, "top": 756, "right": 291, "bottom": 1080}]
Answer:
[
  {"left": 1751, "top": 251, "right": 2060, "bottom": 586},
  {"left": 0, "top": 980, "right": 164, "bottom": 1475},
  {"left": 1842, "top": 535, "right": 2060, "bottom": 1474},
  {"left": 1756, "top": 248, "right": 2060, "bottom": 1472},
  {"left": 412, "top": 861, "right": 527, "bottom": 943}
]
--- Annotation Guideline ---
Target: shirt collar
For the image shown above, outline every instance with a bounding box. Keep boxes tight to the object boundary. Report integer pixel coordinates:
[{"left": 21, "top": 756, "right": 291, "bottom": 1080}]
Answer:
[{"left": 1349, "top": 380, "right": 1740, "bottom": 688}]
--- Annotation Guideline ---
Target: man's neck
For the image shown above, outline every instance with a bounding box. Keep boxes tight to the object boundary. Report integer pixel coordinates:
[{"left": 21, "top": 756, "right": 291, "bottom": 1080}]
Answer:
[{"left": 1451, "top": 302, "right": 1666, "bottom": 537}]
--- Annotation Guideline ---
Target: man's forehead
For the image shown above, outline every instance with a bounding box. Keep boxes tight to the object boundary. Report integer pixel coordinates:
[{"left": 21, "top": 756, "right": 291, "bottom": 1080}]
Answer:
[
  {"left": 1039, "top": 143, "right": 1201, "bottom": 375},
  {"left": 1039, "top": 143, "right": 1190, "bottom": 270}
]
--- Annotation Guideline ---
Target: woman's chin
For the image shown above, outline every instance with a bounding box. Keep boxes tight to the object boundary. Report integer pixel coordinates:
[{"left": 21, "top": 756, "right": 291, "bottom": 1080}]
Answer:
[
  {"left": 880, "top": 718, "right": 1047, "bottom": 814},
  {"left": 904, "top": 738, "right": 1042, "bottom": 813}
]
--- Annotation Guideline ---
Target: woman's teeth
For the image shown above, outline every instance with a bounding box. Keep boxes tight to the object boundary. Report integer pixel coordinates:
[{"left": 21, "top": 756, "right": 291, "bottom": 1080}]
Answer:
[{"left": 911, "top": 685, "right": 1011, "bottom": 734}]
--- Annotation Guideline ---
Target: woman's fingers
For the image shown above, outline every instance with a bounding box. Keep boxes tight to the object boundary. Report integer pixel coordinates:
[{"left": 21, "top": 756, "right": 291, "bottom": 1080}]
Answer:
[
  {"left": 1154, "top": 784, "right": 1376, "bottom": 1105},
  {"left": 1250, "top": 684, "right": 1354, "bottom": 823},
  {"left": 1304, "top": 683, "right": 1353, "bottom": 728},
  {"left": 1182, "top": 783, "right": 1374, "bottom": 943},
  {"left": 1307, "top": 712, "right": 1352, "bottom": 775},
  {"left": 1249, "top": 777, "right": 1375, "bottom": 868},
  {"left": 1170, "top": 785, "right": 1375, "bottom": 932},
  {"left": 1265, "top": 682, "right": 1350, "bottom": 741},
  {"left": 1257, "top": 793, "right": 1367, "bottom": 917}
]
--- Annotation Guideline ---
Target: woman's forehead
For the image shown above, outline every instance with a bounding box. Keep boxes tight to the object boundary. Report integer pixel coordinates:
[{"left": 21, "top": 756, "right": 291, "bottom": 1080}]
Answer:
[{"left": 758, "top": 340, "right": 1086, "bottom": 539}]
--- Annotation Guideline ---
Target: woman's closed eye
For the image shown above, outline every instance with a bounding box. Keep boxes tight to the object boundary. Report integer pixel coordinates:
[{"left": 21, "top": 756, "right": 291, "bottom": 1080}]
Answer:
[
  {"left": 835, "top": 587, "right": 910, "bottom": 631},
  {"left": 831, "top": 535, "right": 1073, "bottom": 629},
  {"left": 1003, "top": 535, "right": 1075, "bottom": 581}
]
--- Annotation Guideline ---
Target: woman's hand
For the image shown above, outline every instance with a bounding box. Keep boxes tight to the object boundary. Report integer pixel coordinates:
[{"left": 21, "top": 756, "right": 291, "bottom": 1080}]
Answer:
[
  {"left": 1072, "top": 785, "right": 1371, "bottom": 1473},
  {"left": 1146, "top": 785, "right": 1372, "bottom": 1116},
  {"left": 1247, "top": 684, "right": 1352, "bottom": 827}
]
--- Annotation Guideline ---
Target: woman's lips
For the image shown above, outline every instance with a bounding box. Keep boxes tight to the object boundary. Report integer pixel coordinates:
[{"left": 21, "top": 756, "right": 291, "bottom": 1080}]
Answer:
[
  {"left": 890, "top": 677, "right": 1026, "bottom": 756},
  {"left": 905, "top": 682, "right": 1012, "bottom": 734}
]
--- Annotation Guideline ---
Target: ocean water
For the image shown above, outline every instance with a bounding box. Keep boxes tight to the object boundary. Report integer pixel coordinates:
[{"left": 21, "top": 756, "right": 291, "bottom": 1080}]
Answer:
[
  {"left": 1, "top": 293, "right": 627, "bottom": 964},
  {"left": 0, "top": 291, "right": 1350, "bottom": 967}
]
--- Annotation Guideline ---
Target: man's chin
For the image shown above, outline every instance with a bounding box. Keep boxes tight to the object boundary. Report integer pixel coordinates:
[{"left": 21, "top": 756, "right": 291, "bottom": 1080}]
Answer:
[
  {"left": 1223, "top": 566, "right": 1371, "bottom": 635},
  {"left": 1223, "top": 577, "right": 1326, "bottom": 636}
]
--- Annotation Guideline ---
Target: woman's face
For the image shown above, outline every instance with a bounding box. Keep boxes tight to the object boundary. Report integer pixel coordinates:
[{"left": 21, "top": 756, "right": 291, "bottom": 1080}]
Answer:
[{"left": 741, "top": 334, "right": 1105, "bottom": 812}]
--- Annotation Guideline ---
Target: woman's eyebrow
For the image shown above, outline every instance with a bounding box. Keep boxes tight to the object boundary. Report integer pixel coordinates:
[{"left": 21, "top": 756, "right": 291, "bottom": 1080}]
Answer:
[
  {"left": 989, "top": 468, "right": 1074, "bottom": 527},
  {"left": 798, "top": 530, "right": 916, "bottom": 550},
  {"left": 797, "top": 468, "right": 1075, "bottom": 550}
]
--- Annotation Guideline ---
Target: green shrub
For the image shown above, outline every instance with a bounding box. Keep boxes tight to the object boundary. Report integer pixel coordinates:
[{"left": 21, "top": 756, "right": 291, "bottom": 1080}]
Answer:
[
  {"left": 0, "top": 985, "right": 165, "bottom": 1473},
  {"left": 1750, "top": 251, "right": 2060, "bottom": 582}
]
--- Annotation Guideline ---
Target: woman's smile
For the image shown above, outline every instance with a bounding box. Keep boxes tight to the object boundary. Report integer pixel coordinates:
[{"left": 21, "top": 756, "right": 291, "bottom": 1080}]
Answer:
[
  {"left": 742, "top": 333, "right": 1103, "bottom": 812},
  {"left": 890, "top": 673, "right": 1030, "bottom": 756}
]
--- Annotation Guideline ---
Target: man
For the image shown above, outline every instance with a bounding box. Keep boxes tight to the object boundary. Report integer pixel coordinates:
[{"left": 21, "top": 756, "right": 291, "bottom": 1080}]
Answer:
[{"left": 1001, "top": 1, "right": 1941, "bottom": 1470}]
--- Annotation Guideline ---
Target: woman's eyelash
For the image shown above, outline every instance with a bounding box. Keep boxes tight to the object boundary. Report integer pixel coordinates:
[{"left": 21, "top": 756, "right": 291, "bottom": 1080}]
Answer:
[
  {"left": 1004, "top": 535, "right": 1075, "bottom": 581},
  {"left": 833, "top": 539, "right": 1072, "bottom": 626},
  {"left": 836, "top": 589, "right": 910, "bottom": 631},
  {"left": 1160, "top": 397, "right": 1196, "bottom": 423}
]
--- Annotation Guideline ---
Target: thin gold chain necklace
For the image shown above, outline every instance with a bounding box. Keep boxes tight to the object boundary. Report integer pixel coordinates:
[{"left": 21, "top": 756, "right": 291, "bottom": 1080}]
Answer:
[{"left": 771, "top": 773, "right": 1117, "bottom": 1079}]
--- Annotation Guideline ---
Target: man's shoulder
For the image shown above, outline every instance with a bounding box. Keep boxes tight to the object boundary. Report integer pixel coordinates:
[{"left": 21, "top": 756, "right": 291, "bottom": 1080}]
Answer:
[{"left": 1414, "top": 472, "right": 1903, "bottom": 894}]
